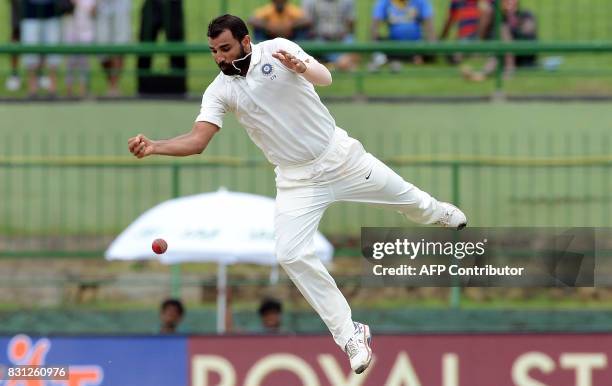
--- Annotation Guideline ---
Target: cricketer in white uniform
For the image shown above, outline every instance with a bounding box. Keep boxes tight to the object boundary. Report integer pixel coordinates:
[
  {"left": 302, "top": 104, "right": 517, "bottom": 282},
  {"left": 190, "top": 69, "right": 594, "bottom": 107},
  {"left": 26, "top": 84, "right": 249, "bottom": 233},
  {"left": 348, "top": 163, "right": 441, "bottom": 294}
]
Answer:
[{"left": 128, "top": 14, "right": 467, "bottom": 374}]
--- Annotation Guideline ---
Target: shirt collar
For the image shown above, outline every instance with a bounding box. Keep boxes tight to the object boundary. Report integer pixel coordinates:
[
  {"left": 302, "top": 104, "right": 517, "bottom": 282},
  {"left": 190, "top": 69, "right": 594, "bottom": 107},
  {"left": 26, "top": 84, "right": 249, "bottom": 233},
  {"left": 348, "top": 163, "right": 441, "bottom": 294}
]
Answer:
[
  {"left": 223, "top": 42, "right": 262, "bottom": 81},
  {"left": 248, "top": 42, "right": 263, "bottom": 74}
]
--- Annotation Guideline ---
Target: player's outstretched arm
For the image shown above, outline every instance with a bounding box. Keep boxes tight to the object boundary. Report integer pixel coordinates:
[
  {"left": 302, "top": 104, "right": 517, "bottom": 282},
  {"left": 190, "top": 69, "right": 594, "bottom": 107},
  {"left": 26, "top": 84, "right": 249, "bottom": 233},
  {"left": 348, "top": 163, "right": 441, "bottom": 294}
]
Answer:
[
  {"left": 128, "top": 121, "right": 219, "bottom": 158},
  {"left": 273, "top": 49, "right": 332, "bottom": 87}
]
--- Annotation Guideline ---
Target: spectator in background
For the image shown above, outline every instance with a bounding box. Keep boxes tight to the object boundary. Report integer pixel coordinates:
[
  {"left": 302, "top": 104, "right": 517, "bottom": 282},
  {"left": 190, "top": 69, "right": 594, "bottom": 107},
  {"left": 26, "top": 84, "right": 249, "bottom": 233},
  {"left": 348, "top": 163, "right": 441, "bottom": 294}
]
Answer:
[
  {"left": 249, "top": 0, "right": 311, "bottom": 41},
  {"left": 461, "top": 0, "right": 537, "bottom": 81},
  {"left": 258, "top": 297, "right": 283, "bottom": 334},
  {"left": 504, "top": 0, "right": 537, "bottom": 67},
  {"left": 5, "top": 0, "right": 22, "bottom": 91},
  {"left": 160, "top": 298, "right": 185, "bottom": 333},
  {"left": 439, "top": 0, "right": 493, "bottom": 63},
  {"left": 369, "top": 0, "right": 436, "bottom": 72},
  {"left": 302, "top": 0, "right": 359, "bottom": 71},
  {"left": 440, "top": 0, "right": 492, "bottom": 41},
  {"left": 96, "top": 0, "right": 132, "bottom": 97},
  {"left": 21, "top": 0, "right": 64, "bottom": 97},
  {"left": 137, "top": 0, "right": 186, "bottom": 94},
  {"left": 63, "top": 0, "right": 96, "bottom": 98}
]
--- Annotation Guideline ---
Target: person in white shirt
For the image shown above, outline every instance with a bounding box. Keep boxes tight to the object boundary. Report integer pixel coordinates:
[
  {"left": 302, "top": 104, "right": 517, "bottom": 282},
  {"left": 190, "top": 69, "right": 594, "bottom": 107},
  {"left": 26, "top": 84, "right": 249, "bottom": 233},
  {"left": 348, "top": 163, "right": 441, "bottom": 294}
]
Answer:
[
  {"left": 128, "top": 14, "right": 467, "bottom": 374},
  {"left": 63, "top": 0, "right": 96, "bottom": 97},
  {"left": 96, "top": 0, "right": 132, "bottom": 96}
]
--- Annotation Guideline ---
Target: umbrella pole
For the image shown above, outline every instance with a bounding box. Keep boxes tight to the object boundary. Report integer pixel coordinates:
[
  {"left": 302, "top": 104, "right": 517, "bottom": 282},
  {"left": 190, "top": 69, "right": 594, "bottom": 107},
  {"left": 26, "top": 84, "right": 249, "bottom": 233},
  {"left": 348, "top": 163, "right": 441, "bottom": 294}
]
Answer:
[
  {"left": 171, "top": 264, "right": 182, "bottom": 297},
  {"left": 217, "top": 263, "right": 227, "bottom": 334},
  {"left": 270, "top": 264, "right": 279, "bottom": 284}
]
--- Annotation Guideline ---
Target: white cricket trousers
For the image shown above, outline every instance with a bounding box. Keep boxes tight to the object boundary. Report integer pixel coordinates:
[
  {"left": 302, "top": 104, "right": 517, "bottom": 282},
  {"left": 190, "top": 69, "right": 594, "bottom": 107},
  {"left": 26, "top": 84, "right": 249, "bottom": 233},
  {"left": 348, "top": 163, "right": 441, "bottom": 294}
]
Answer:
[{"left": 274, "top": 127, "right": 444, "bottom": 349}]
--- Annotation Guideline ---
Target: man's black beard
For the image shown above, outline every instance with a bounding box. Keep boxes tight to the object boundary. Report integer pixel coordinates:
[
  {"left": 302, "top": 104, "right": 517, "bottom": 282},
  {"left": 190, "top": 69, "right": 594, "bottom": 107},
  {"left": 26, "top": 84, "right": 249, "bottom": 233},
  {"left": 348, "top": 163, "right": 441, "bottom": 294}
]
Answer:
[{"left": 218, "top": 44, "right": 252, "bottom": 76}]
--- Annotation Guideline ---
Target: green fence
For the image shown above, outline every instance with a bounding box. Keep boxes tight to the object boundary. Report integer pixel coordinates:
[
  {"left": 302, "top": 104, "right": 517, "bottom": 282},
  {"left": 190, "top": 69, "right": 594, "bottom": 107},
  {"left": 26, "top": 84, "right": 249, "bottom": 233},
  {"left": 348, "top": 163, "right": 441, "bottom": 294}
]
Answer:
[
  {"left": 2, "top": 101, "right": 612, "bottom": 257},
  {"left": 3, "top": 40, "right": 611, "bottom": 96},
  {"left": 3, "top": 150, "right": 612, "bottom": 256},
  {"left": 2, "top": 100, "right": 612, "bottom": 256},
  {"left": 2, "top": 41, "right": 612, "bottom": 98}
]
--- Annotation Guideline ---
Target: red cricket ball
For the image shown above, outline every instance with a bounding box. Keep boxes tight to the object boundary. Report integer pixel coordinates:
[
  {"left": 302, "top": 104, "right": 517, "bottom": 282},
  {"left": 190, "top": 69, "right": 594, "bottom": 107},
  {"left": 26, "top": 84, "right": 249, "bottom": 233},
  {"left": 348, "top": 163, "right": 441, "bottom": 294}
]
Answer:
[{"left": 152, "top": 238, "right": 168, "bottom": 254}]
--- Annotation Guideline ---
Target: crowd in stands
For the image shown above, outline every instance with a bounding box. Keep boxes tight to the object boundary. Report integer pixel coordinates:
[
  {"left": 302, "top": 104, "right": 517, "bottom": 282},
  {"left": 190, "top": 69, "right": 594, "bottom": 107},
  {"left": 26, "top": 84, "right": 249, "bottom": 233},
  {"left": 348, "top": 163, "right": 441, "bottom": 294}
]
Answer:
[
  {"left": 7, "top": 0, "right": 131, "bottom": 97},
  {"left": 4, "top": 0, "right": 538, "bottom": 97},
  {"left": 247, "top": 0, "right": 537, "bottom": 75}
]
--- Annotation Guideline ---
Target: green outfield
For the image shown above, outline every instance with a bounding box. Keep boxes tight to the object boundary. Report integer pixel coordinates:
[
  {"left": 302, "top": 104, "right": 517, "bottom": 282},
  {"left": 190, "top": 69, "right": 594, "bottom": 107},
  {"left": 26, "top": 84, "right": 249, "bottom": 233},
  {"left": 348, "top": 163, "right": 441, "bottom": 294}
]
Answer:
[{"left": 2, "top": 101, "right": 612, "bottom": 239}]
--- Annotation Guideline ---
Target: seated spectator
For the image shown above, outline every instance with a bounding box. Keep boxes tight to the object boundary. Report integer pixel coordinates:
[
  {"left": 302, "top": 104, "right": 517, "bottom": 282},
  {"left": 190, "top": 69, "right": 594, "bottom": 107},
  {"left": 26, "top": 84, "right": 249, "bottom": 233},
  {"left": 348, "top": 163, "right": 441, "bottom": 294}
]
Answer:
[
  {"left": 440, "top": 0, "right": 493, "bottom": 63},
  {"left": 461, "top": 0, "right": 537, "bottom": 81},
  {"left": 21, "top": 0, "right": 64, "bottom": 97},
  {"left": 97, "top": 0, "right": 132, "bottom": 97},
  {"left": 440, "top": 0, "right": 493, "bottom": 41},
  {"left": 160, "top": 298, "right": 185, "bottom": 334},
  {"left": 369, "top": 0, "right": 436, "bottom": 71},
  {"left": 302, "top": 0, "right": 360, "bottom": 71},
  {"left": 249, "top": 0, "right": 311, "bottom": 41},
  {"left": 63, "top": 0, "right": 96, "bottom": 98},
  {"left": 258, "top": 297, "right": 283, "bottom": 334},
  {"left": 504, "top": 0, "right": 537, "bottom": 67}
]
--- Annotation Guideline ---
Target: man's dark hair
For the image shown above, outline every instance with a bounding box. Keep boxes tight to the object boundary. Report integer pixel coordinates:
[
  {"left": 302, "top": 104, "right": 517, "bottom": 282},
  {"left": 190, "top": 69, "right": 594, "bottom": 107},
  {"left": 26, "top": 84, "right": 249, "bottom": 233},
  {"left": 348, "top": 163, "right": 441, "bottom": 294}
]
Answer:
[
  {"left": 208, "top": 14, "right": 249, "bottom": 41},
  {"left": 258, "top": 298, "right": 282, "bottom": 316},
  {"left": 161, "top": 298, "right": 185, "bottom": 316}
]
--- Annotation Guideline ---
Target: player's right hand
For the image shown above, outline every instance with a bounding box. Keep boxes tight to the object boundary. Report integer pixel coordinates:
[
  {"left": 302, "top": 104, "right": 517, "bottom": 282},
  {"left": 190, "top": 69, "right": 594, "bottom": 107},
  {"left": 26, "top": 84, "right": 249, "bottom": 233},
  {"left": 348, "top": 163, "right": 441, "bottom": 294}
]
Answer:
[
  {"left": 273, "top": 50, "right": 307, "bottom": 74},
  {"left": 128, "top": 134, "right": 155, "bottom": 159}
]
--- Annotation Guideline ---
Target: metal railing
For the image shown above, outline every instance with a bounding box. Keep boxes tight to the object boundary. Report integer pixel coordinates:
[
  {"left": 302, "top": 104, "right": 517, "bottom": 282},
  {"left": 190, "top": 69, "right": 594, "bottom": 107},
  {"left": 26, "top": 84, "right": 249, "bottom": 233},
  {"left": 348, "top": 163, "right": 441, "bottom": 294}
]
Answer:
[
  {"left": 2, "top": 41, "right": 612, "bottom": 55},
  {"left": 2, "top": 40, "right": 612, "bottom": 96}
]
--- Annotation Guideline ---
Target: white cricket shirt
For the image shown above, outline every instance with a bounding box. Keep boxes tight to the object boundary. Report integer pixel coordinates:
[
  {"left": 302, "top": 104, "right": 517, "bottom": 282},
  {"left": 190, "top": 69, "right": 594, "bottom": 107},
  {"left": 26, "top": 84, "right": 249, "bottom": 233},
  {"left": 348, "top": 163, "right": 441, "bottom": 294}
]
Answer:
[{"left": 195, "top": 38, "right": 336, "bottom": 167}]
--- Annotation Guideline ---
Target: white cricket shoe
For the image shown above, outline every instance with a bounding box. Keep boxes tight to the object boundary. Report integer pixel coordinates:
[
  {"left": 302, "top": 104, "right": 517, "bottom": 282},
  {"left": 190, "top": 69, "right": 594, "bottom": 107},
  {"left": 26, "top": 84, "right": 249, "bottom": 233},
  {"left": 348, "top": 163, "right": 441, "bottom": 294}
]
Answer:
[
  {"left": 435, "top": 202, "right": 468, "bottom": 230},
  {"left": 345, "top": 322, "right": 372, "bottom": 374}
]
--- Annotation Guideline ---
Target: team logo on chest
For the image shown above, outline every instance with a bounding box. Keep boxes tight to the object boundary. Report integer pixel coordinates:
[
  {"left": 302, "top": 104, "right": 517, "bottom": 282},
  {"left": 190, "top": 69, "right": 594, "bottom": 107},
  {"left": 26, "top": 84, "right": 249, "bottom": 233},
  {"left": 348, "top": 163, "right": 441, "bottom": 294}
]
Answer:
[
  {"left": 262, "top": 63, "right": 274, "bottom": 75},
  {"left": 261, "top": 63, "right": 277, "bottom": 80}
]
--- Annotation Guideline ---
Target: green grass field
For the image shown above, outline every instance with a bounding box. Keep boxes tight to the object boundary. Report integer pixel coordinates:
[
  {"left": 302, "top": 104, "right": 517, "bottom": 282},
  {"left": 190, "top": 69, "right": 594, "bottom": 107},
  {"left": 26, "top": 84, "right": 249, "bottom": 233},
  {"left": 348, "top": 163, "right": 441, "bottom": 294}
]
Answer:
[
  {"left": 2, "top": 101, "right": 612, "bottom": 243},
  {"left": 1, "top": 0, "right": 612, "bottom": 97}
]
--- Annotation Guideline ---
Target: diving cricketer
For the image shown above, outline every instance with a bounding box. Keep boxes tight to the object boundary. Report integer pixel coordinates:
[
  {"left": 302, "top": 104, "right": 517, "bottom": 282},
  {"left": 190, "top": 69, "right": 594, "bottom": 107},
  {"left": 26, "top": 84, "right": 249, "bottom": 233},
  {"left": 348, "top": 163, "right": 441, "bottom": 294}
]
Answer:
[{"left": 128, "top": 14, "right": 467, "bottom": 374}]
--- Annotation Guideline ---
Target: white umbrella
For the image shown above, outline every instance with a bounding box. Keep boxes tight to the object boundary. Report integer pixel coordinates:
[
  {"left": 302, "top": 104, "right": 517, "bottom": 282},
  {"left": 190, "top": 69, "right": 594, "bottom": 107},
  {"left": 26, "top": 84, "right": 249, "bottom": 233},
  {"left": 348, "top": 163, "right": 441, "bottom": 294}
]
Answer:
[{"left": 105, "top": 188, "right": 334, "bottom": 332}]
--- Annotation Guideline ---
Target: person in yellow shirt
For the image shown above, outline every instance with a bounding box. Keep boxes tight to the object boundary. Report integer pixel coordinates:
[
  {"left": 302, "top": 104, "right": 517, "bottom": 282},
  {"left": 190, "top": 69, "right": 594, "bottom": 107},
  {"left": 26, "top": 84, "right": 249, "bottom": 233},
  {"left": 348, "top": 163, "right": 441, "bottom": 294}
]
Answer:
[{"left": 249, "top": 0, "right": 311, "bottom": 40}]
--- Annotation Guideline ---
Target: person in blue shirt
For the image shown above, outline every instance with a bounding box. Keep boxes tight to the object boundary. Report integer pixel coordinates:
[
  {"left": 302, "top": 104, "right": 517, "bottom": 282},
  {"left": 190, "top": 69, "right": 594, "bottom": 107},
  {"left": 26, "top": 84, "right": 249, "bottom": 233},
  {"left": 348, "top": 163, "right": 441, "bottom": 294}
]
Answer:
[{"left": 369, "top": 0, "right": 436, "bottom": 70}]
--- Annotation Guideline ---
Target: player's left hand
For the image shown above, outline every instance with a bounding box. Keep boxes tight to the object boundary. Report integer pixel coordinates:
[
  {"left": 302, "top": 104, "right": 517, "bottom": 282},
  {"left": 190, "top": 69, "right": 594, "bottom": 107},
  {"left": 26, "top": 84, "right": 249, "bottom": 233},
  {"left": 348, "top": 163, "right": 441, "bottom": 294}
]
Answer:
[{"left": 272, "top": 50, "right": 307, "bottom": 74}]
